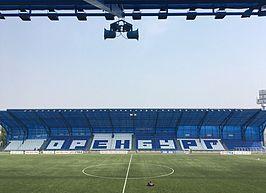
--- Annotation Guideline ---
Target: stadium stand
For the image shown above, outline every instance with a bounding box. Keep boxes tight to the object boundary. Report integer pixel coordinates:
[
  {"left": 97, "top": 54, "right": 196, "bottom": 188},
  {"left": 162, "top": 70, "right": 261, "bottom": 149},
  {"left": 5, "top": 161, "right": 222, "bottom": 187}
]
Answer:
[
  {"left": 202, "top": 139, "right": 225, "bottom": 150},
  {"left": 135, "top": 127, "right": 178, "bottom": 150},
  {"left": 90, "top": 133, "right": 132, "bottom": 150},
  {"left": 45, "top": 137, "right": 89, "bottom": 150},
  {"left": 223, "top": 140, "right": 264, "bottom": 151},
  {"left": 178, "top": 139, "right": 225, "bottom": 151},
  {"left": 112, "top": 133, "right": 133, "bottom": 150},
  {"left": 18, "top": 139, "right": 45, "bottom": 150},
  {"left": 179, "top": 139, "right": 204, "bottom": 150},
  {"left": 0, "top": 109, "right": 265, "bottom": 152},
  {"left": 90, "top": 133, "right": 112, "bottom": 150},
  {"left": 4, "top": 140, "right": 23, "bottom": 151},
  {"left": 137, "top": 139, "right": 177, "bottom": 150}
]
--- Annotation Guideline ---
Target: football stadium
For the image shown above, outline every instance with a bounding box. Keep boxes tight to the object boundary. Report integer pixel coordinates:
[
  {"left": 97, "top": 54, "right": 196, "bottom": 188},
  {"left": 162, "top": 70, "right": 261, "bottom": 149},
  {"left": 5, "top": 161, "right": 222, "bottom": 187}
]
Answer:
[
  {"left": 1, "top": 0, "right": 266, "bottom": 193},
  {"left": 0, "top": 108, "right": 266, "bottom": 193}
]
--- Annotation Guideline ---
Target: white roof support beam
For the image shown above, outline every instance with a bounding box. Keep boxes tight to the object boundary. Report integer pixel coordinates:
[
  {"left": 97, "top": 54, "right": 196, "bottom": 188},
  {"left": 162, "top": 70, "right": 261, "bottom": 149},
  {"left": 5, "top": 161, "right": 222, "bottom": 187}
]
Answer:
[{"left": 83, "top": 0, "right": 124, "bottom": 18}]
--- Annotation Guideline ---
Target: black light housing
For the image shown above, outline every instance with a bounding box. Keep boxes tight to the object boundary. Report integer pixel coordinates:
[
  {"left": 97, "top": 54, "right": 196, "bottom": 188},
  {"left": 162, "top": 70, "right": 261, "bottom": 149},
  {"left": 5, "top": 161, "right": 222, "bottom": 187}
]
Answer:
[
  {"left": 48, "top": 10, "right": 59, "bottom": 21},
  {"left": 19, "top": 10, "right": 31, "bottom": 21},
  {"left": 105, "top": 13, "right": 115, "bottom": 20},
  {"left": 258, "top": 8, "right": 266, "bottom": 17},
  {"left": 127, "top": 29, "right": 139, "bottom": 40},
  {"left": 187, "top": 9, "right": 197, "bottom": 20},
  {"left": 104, "top": 28, "right": 116, "bottom": 39},
  {"left": 132, "top": 9, "right": 141, "bottom": 20},
  {"left": 158, "top": 9, "right": 168, "bottom": 19},
  {"left": 0, "top": 12, "right": 5, "bottom": 19},
  {"left": 76, "top": 10, "right": 87, "bottom": 21},
  {"left": 241, "top": 8, "right": 253, "bottom": 18},
  {"left": 215, "top": 9, "right": 226, "bottom": 19}
]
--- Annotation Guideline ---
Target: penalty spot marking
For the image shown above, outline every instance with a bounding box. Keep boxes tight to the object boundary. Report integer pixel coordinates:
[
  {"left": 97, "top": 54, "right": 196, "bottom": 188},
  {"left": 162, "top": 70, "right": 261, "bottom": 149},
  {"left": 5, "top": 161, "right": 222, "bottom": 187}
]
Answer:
[{"left": 122, "top": 154, "right": 133, "bottom": 193}]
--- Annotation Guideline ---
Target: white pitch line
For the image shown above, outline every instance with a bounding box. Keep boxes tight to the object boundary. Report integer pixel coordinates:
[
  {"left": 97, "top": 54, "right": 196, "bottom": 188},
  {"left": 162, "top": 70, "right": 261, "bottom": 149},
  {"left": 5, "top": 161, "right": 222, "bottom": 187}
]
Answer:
[{"left": 122, "top": 154, "right": 133, "bottom": 193}]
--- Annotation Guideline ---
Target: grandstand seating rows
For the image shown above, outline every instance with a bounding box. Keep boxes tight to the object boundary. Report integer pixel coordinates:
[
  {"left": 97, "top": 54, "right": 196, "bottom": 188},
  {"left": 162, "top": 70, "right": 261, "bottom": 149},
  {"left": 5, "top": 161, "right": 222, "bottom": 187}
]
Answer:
[
  {"left": 4, "top": 134, "right": 265, "bottom": 151},
  {"left": 5, "top": 139, "right": 45, "bottom": 151},
  {"left": 222, "top": 140, "right": 264, "bottom": 151},
  {"left": 4, "top": 140, "right": 23, "bottom": 151},
  {"left": 91, "top": 133, "right": 132, "bottom": 150},
  {"left": 179, "top": 139, "right": 225, "bottom": 151}
]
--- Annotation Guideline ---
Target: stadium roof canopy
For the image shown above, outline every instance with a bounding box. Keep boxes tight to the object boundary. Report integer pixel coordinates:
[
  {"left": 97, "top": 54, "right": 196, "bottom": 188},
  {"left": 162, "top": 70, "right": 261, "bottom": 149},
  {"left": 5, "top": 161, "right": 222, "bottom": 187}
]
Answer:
[
  {"left": 0, "top": 0, "right": 266, "bottom": 18},
  {"left": 1, "top": 109, "right": 266, "bottom": 130},
  {"left": 1, "top": 109, "right": 266, "bottom": 140}
]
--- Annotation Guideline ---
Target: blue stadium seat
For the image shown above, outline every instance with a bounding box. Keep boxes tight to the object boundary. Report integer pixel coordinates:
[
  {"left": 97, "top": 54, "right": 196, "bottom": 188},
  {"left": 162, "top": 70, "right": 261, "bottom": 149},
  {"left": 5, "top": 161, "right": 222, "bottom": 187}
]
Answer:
[{"left": 222, "top": 140, "right": 264, "bottom": 151}]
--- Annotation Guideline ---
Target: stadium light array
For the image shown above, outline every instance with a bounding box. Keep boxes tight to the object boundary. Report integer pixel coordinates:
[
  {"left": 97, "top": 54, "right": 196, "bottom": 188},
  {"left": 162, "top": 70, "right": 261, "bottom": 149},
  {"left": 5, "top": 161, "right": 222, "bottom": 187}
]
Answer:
[
  {"left": 104, "top": 19, "right": 139, "bottom": 40},
  {"left": 129, "top": 113, "right": 137, "bottom": 117},
  {"left": 0, "top": 6, "right": 266, "bottom": 40},
  {"left": 257, "top": 90, "right": 266, "bottom": 110}
]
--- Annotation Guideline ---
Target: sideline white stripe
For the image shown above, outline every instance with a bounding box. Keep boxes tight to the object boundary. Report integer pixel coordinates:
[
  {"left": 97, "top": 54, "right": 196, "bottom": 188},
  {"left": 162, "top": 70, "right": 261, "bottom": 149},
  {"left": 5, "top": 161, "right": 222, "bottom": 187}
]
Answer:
[{"left": 122, "top": 154, "right": 133, "bottom": 193}]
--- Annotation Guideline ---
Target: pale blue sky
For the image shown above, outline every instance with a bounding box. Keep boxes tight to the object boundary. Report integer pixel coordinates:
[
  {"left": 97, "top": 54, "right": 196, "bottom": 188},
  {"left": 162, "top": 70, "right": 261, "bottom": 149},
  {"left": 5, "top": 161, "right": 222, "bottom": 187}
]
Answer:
[{"left": 0, "top": 16, "right": 265, "bottom": 110}]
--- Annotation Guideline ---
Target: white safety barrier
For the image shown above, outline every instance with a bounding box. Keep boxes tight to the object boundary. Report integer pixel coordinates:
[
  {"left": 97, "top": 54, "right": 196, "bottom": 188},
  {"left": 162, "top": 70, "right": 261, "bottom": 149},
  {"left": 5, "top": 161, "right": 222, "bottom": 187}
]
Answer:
[
  {"left": 220, "top": 151, "right": 252, "bottom": 155},
  {"left": 25, "top": 151, "right": 40, "bottom": 155},
  {"left": 161, "top": 151, "right": 175, "bottom": 154},
  {"left": 10, "top": 151, "right": 24, "bottom": 154},
  {"left": 99, "top": 150, "right": 128, "bottom": 154},
  {"left": 54, "top": 151, "right": 84, "bottom": 154},
  {"left": 42, "top": 151, "right": 55, "bottom": 154}
]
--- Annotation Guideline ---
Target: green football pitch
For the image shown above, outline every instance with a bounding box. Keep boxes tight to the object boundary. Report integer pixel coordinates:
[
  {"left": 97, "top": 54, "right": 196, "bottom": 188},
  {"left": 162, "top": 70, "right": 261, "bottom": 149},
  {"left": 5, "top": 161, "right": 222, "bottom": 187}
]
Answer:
[{"left": 0, "top": 154, "right": 266, "bottom": 193}]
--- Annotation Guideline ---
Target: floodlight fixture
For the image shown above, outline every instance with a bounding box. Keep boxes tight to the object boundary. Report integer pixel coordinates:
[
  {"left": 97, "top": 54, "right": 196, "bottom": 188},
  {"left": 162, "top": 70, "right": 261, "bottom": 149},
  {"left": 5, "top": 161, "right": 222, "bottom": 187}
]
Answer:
[
  {"left": 76, "top": 10, "right": 87, "bottom": 21},
  {"left": 129, "top": 113, "right": 137, "bottom": 117},
  {"left": 127, "top": 29, "right": 139, "bottom": 40},
  {"left": 257, "top": 90, "right": 266, "bottom": 110},
  {"left": 158, "top": 9, "right": 168, "bottom": 19},
  {"left": 132, "top": 9, "right": 141, "bottom": 20},
  {"left": 241, "top": 8, "right": 253, "bottom": 18},
  {"left": 19, "top": 10, "right": 31, "bottom": 21},
  {"left": 258, "top": 9, "right": 266, "bottom": 17},
  {"left": 104, "top": 19, "right": 139, "bottom": 40},
  {"left": 48, "top": 10, "right": 59, "bottom": 21},
  {"left": 215, "top": 9, "right": 226, "bottom": 19},
  {"left": 104, "top": 29, "right": 116, "bottom": 39},
  {"left": 105, "top": 13, "right": 115, "bottom": 20},
  {"left": 0, "top": 12, "right": 5, "bottom": 19},
  {"left": 186, "top": 9, "right": 197, "bottom": 20}
]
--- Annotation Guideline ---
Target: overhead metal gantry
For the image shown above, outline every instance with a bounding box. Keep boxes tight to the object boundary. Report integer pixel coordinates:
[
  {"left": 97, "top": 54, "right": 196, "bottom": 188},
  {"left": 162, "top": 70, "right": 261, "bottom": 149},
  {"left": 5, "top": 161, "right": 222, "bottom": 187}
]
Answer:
[{"left": 0, "top": 0, "right": 266, "bottom": 39}]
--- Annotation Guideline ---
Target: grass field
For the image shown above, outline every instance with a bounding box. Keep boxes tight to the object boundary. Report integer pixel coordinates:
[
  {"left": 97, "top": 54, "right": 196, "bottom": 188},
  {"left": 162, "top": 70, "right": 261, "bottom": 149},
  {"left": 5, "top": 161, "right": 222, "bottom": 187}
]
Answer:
[{"left": 0, "top": 154, "right": 266, "bottom": 193}]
